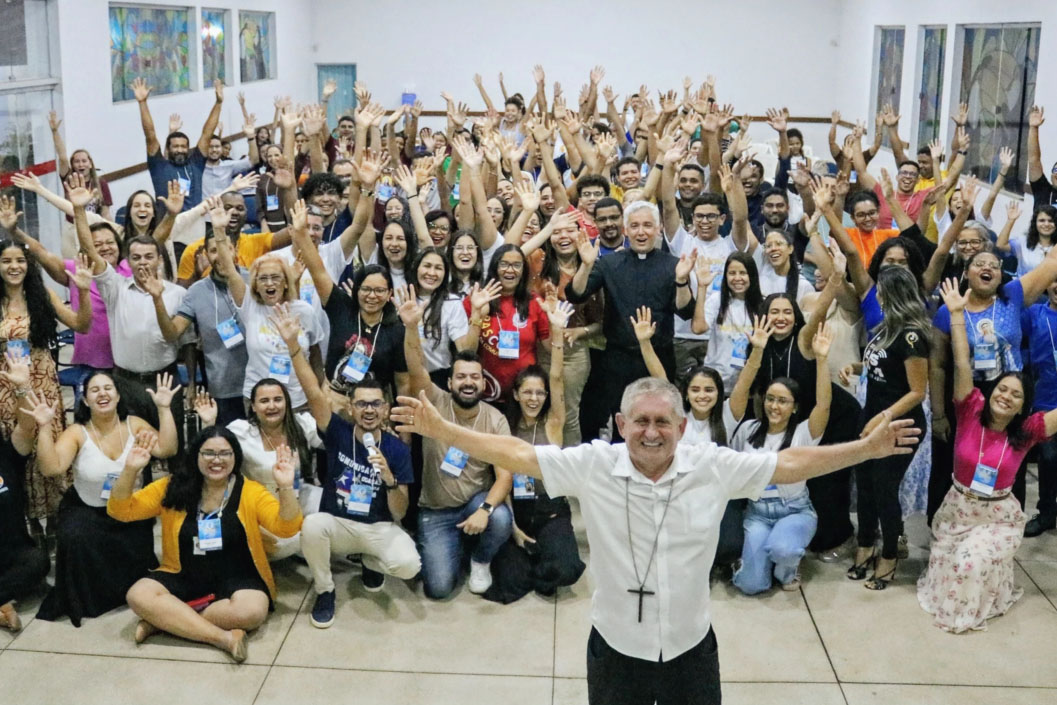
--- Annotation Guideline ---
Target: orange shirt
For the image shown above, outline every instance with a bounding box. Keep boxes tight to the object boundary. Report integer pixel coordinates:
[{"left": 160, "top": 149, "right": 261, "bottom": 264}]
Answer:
[{"left": 846, "top": 227, "right": 899, "bottom": 267}]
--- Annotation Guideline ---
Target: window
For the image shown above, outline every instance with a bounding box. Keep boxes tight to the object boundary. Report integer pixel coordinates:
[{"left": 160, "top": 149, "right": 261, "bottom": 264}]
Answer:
[
  {"left": 201, "top": 8, "right": 229, "bottom": 86},
  {"left": 915, "top": 26, "right": 946, "bottom": 147},
  {"left": 873, "top": 27, "right": 905, "bottom": 148},
  {"left": 955, "top": 24, "right": 1041, "bottom": 192},
  {"left": 109, "top": 5, "right": 193, "bottom": 102},
  {"left": 238, "top": 11, "right": 276, "bottom": 82}
]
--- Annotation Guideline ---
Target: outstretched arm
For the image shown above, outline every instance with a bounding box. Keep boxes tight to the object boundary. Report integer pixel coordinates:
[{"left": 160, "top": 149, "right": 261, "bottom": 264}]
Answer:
[
  {"left": 630, "top": 307, "right": 668, "bottom": 381},
  {"left": 131, "top": 78, "right": 161, "bottom": 155},
  {"left": 273, "top": 303, "right": 331, "bottom": 431},
  {"left": 197, "top": 80, "right": 224, "bottom": 155}
]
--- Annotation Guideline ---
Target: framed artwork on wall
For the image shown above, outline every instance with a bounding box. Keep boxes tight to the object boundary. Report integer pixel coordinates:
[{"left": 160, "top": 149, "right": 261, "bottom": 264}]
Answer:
[
  {"left": 109, "top": 4, "right": 192, "bottom": 102},
  {"left": 201, "top": 8, "right": 229, "bottom": 86},
  {"left": 239, "top": 10, "right": 275, "bottom": 82}
]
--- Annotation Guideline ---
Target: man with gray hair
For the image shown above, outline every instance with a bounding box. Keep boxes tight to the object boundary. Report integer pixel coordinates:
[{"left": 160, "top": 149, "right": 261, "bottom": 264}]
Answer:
[
  {"left": 390, "top": 377, "right": 920, "bottom": 705},
  {"left": 566, "top": 200, "right": 697, "bottom": 440}
]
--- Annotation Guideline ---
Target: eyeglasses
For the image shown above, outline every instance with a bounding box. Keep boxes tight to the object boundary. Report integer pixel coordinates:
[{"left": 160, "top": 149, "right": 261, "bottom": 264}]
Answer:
[
  {"left": 497, "top": 261, "right": 524, "bottom": 271},
  {"left": 428, "top": 223, "right": 451, "bottom": 232},
  {"left": 956, "top": 239, "right": 984, "bottom": 248},
  {"left": 256, "top": 275, "right": 284, "bottom": 285},
  {"left": 353, "top": 399, "right": 386, "bottom": 410},
  {"left": 199, "top": 449, "right": 235, "bottom": 460},
  {"left": 359, "top": 286, "right": 390, "bottom": 297},
  {"left": 693, "top": 213, "right": 722, "bottom": 222},
  {"left": 853, "top": 209, "right": 879, "bottom": 219},
  {"left": 764, "top": 395, "right": 794, "bottom": 406}
]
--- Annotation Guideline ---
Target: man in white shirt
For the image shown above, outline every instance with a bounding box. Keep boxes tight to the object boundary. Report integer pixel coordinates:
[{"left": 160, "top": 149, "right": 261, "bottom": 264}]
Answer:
[{"left": 391, "top": 377, "right": 919, "bottom": 704}]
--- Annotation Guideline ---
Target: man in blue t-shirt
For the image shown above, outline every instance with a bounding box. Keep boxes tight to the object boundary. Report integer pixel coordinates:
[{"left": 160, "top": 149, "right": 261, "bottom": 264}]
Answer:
[
  {"left": 1022, "top": 280, "right": 1057, "bottom": 537},
  {"left": 131, "top": 76, "right": 223, "bottom": 212},
  {"left": 297, "top": 378, "right": 420, "bottom": 628}
]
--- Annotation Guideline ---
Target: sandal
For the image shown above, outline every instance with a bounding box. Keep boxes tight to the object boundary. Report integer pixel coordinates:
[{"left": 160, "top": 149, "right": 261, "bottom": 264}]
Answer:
[
  {"left": 864, "top": 560, "right": 898, "bottom": 591},
  {"left": 846, "top": 550, "right": 876, "bottom": 581}
]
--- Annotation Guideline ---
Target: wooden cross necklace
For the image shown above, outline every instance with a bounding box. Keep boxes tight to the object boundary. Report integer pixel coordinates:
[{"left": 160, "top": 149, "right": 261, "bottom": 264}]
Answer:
[{"left": 625, "top": 475, "right": 675, "bottom": 623}]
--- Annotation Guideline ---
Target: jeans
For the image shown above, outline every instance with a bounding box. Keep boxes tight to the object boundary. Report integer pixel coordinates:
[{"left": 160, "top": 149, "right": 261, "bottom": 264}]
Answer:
[
  {"left": 417, "top": 491, "right": 513, "bottom": 599},
  {"left": 733, "top": 492, "right": 817, "bottom": 595}
]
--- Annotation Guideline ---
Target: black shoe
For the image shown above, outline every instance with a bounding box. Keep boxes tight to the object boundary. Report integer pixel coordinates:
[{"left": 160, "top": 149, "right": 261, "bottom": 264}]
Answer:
[
  {"left": 361, "top": 567, "right": 385, "bottom": 592},
  {"left": 1024, "top": 513, "right": 1057, "bottom": 538},
  {"left": 310, "top": 590, "right": 336, "bottom": 629}
]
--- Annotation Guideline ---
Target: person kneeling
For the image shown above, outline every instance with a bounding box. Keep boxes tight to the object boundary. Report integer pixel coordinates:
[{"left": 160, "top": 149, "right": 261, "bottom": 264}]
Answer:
[
  {"left": 107, "top": 427, "right": 302, "bottom": 663},
  {"left": 273, "top": 301, "right": 420, "bottom": 628},
  {"left": 729, "top": 318, "right": 833, "bottom": 594}
]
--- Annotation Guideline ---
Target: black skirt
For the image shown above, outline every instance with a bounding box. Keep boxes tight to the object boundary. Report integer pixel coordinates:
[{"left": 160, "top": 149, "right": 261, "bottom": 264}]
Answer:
[{"left": 36, "top": 488, "right": 158, "bottom": 627}]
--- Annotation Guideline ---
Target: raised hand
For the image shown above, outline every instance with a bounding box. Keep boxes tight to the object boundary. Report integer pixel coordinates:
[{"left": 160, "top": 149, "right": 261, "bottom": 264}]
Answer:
[
  {"left": 827, "top": 240, "right": 847, "bottom": 279},
  {"left": 392, "top": 284, "right": 424, "bottom": 327},
  {"left": 468, "top": 279, "right": 502, "bottom": 315},
  {"left": 213, "top": 79, "right": 225, "bottom": 103},
  {"left": 576, "top": 229, "right": 599, "bottom": 268},
  {"left": 322, "top": 78, "right": 338, "bottom": 100},
  {"left": 882, "top": 103, "right": 900, "bottom": 126},
  {"left": 272, "top": 157, "right": 295, "bottom": 189},
  {"left": 546, "top": 300, "right": 574, "bottom": 332},
  {"left": 879, "top": 167, "right": 895, "bottom": 199},
  {"left": 0, "top": 350, "right": 31, "bottom": 390},
  {"left": 1006, "top": 199, "right": 1022, "bottom": 224},
  {"left": 124, "top": 430, "right": 158, "bottom": 473},
  {"left": 1029, "top": 105, "right": 1045, "bottom": 128},
  {"left": 66, "top": 172, "right": 93, "bottom": 208},
  {"left": 998, "top": 145, "right": 1014, "bottom": 171},
  {"left": 230, "top": 171, "right": 259, "bottom": 192},
  {"left": 354, "top": 81, "right": 371, "bottom": 105},
  {"left": 694, "top": 256, "right": 718, "bottom": 291},
  {"left": 863, "top": 413, "right": 921, "bottom": 459},
  {"left": 289, "top": 198, "right": 308, "bottom": 233},
  {"left": 393, "top": 164, "right": 417, "bottom": 194},
  {"left": 71, "top": 253, "right": 93, "bottom": 290},
  {"left": 168, "top": 113, "right": 183, "bottom": 135},
  {"left": 515, "top": 181, "right": 540, "bottom": 212},
  {"left": 270, "top": 302, "right": 302, "bottom": 345},
  {"left": 959, "top": 176, "right": 980, "bottom": 210},
  {"left": 10, "top": 172, "right": 42, "bottom": 194},
  {"left": 630, "top": 306, "right": 657, "bottom": 342},
  {"left": 831, "top": 109, "right": 841, "bottom": 126},
  {"left": 194, "top": 391, "right": 219, "bottom": 427},
  {"left": 765, "top": 107, "right": 789, "bottom": 132},
  {"left": 0, "top": 194, "right": 22, "bottom": 231},
  {"left": 131, "top": 77, "right": 152, "bottom": 103},
  {"left": 589, "top": 65, "right": 605, "bottom": 85},
  {"left": 675, "top": 248, "right": 698, "bottom": 283},
  {"left": 19, "top": 391, "right": 54, "bottom": 428},
  {"left": 357, "top": 149, "right": 389, "bottom": 186},
  {"left": 147, "top": 372, "right": 182, "bottom": 409},
  {"left": 953, "top": 126, "right": 970, "bottom": 153},
  {"left": 272, "top": 444, "right": 296, "bottom": 490},
  {"left": 210, "top": 201, "right": 232, "bottom": 232},
  {"left": 242, "top": 114, "right": 258, "bottom": 139},
  {"left": 939, "top": 277, "right": 969, "bottom": 314},
  {"left": 159, "top": 179, "right": 186, "bottom": 215},
  {"left": 810, "top": 180, "right": 834, "bottom": 211},
  {"left": 300, "top": 104, "right": 327, "bottom": 136},
  {"left": 952, "top": 102, "right": 969, "bottom": 127},
  {"left": 748, "top": 314, "right": 775, "bottom": 349},
  {"left": 811, "top": 321, "right": 833, "bottom": 358},
  {"left": 929, "top": 138, "right": 944, "bottom": 164}
]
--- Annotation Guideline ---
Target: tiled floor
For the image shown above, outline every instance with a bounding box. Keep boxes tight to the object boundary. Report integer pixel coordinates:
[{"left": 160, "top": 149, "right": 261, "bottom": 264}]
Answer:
[{"left": 3, "top": 477, "right": 1057, "bottom": 705}]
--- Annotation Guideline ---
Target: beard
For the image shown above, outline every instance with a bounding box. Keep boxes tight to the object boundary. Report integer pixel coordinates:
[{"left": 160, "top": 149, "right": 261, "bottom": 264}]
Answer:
[
  {"left": 170, "top": 152, "right": 189, "bottom": 166},
  {"left": 451, "top": 388, "right": 482, "bottom": 409}
]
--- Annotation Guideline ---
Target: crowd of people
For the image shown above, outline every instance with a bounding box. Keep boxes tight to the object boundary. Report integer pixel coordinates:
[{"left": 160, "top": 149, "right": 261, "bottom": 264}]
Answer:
[{"left": 0, "top": 65, "right": 1056, "bottom": 701}]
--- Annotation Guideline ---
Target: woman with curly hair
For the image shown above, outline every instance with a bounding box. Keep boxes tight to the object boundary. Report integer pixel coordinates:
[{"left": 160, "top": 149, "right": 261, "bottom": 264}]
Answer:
[{"left": 0, "top": 241, "right": 93, "bottom": 531}]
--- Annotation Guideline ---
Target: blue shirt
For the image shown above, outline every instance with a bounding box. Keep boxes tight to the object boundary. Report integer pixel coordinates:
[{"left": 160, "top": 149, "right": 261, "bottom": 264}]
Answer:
[
  {"left": 320, "top": 413, "right": 413, "bottom": 523},
  {"left": 861, "top": 286, "right": 883, "bottom": 335},
  {"left": 1023, "top": 302, "right": 1057, "bottom": 411},
  {"left": 933, "top": 279, "right": 1025, "bottom": 383},
  {"left": 147, "top": 148, "right": 206, "bottom": 211}
]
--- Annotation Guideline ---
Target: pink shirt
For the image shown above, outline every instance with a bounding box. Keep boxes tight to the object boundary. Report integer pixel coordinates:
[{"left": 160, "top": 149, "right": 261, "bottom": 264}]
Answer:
[
  {"left": 953, "top": 388, "right": 1048, "bottom": 491},
  {"left": 872, "top": 183, "right": 930, "bottom": 229},
  {"left": 64, "top": 258, "right": 133, "bottom": 368}
]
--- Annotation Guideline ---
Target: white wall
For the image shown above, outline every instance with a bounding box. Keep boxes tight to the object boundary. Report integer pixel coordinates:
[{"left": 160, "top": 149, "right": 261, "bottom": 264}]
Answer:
[
  {"left": 54, "top": 0, "right": 317, "bottom": 206},
  {"left": 834, "top": 0, "right": 1056, "bottom": 216}
]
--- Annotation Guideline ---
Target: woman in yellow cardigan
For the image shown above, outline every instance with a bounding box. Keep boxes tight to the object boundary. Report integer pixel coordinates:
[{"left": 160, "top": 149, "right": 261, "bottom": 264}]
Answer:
[{"left": 107, "top": 425, "right": 302, "bottom": 663}]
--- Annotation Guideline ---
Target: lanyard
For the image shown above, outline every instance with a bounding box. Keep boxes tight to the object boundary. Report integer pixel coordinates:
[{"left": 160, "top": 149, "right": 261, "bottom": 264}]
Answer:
[
  {"left": 978, "top": 426, "right": 1009, "bottom": 473},
  {"left": 198, "top": 476, "right": 234, "bottom": 521},
  {"left": 355, "top": 315, "right": 383, "bottom": 355},
  {"left": 1045, "top": 314, "right": 1056, "bottom": 354},
  {"left": 212, "top": 279, "right": 237, "bottom": 324},
  {"left": 967, "top": 297, "right": 997, "bottom": 346},
  {"left": 448, "top": 397, "right": 483, "bottom": 432},
  {"left": 769, "top": 337, "right": 793, "bottom": 380}
]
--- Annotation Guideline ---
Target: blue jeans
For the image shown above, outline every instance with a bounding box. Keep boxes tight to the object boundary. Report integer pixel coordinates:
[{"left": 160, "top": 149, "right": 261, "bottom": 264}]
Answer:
[
  {"left": 733, "top": 491, "right": 817, "bottom": 595},
  {"left": 417, "top": 491, "right": 513, "bottom": 599}
]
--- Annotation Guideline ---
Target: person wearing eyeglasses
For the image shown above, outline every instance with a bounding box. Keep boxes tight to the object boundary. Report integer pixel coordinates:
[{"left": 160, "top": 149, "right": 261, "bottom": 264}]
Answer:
[
  {"left": 193, "top": 378, "right": 323, "bottom": 561},
  {"left": 271, "top": 305, "right": 418, "bottom": 627},
  {"left": 108, "top": 426, "right": 302, "bottom": 663}
]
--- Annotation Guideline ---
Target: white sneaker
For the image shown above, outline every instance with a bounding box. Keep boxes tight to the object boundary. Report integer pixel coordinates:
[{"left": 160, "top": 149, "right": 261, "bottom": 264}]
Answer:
[{"left": 468, "top": 560, "right": 493, "bottom": 594}]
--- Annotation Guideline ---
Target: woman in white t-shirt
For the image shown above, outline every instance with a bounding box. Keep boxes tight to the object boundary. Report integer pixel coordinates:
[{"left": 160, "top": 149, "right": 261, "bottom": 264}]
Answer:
[
  {"left": 404, "top": 248, "right": 498, "bottom": 384},
  {"left": 728, "top": 316, "right": 833, "bottom": 594},
  {"left": 753, "top": 229, "right": 815, "bottom": 303},
  {"left": 997, "top": 202, "right": 1050, "bottom": 278},
  {"left": 691, "top": 251, "right": 764, "bottom": 392},
  {"left": 194, "top": 380, "right": 323, "bottom": 560},
  {"left": 218, "top": 245, "right": 324, "bottom": 410}
]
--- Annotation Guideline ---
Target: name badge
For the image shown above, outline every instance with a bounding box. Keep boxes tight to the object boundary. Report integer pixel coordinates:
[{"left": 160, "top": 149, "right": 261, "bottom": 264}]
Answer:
[
  {"left": 293, "top": 472, "right": 302, "bottom": 491},
  {"left": 1051, "top": 349, "right": 1057, "bottom": 373},
  {"left": 341, "top": 350, "right": 372, "bottom": 383},
  {"left": 5, "top": 339, "right": 29, "bottom": 357},
  {"left": 761, "top": 484, "right": 781, "bottom": 499},
  {"left": 177, "top": 177, "right": 192, "bottom": 195},
  {"left": 345, "top": 483, "right": 373, "bottom": 516},
  {"left": 197, "top": 517, "right": 223, "bottom": 551},
  {"left": 709, "top": 264, "right": 723, "bottom": 292},
  {"left": 512, "top": 473, "right": 535, "bottom": 500},
  {"left": 970, "top": 463, "right": 999, "bottom": 497},
  {"left": 266, "top": 194, "right": 279, "bottom": 211},
  {"left": 731, "top": 336, "right": 749, "bottom": 368},
  {"left": 269, "top": 355, "right": 292, "bottom": 383},
  {"left": 973, "top": 342, "right": 997, "bottom": 371},
  {"left": 440, "top": 447, "right": 470, "bottom": 477},
  {"left": 299, "top": 281, "right": 315, "bottom": 306},
  {"left": 376, "top": 183, "right": 394, "bottom": 201},
  {"left": 100, "top": 473, "right": 119, "bottom": 500},
  {"left": 498, "top": 330, "right": 520, "bottom": 360},
  {"left": 216, "top": 317, "right": 244, "bottom": 349}
]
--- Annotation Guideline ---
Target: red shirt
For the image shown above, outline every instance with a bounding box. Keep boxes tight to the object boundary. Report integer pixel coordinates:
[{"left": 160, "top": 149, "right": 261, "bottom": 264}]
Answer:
[
  {"left": 872, "top": 183, "right": 930, "bottom": 229},
  {"left": 463, "top": 294, "right": 550, "bottom": 403}
]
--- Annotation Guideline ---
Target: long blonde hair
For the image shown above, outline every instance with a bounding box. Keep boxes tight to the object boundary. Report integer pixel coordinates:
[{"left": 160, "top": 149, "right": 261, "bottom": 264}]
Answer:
[{"left": 247, "top": 255, "right": 299, "bottom": 305}]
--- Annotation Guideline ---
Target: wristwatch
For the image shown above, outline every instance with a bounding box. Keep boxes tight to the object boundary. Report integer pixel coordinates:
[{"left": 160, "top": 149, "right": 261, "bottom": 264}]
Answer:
[{"left": 480, "top": 502, "right": 495, "bottom": 516}]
